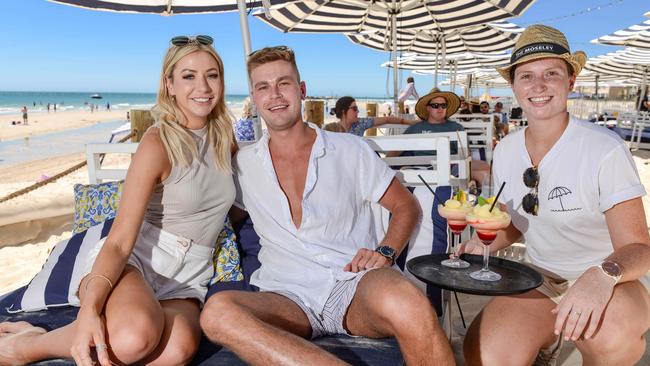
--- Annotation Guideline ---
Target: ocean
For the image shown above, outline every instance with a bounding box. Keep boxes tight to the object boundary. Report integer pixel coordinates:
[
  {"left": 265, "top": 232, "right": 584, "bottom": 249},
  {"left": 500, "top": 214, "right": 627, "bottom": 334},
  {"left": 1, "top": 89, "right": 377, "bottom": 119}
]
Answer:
[{"left": 0, "top": 91, "right": 250, "bottom": 115}]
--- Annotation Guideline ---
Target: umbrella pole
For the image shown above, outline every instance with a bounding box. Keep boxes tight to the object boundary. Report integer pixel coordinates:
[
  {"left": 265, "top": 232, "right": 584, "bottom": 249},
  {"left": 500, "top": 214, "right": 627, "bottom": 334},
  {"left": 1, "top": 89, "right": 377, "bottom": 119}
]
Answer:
[
  {"left": 638, "top": 68, "right": 647, "bottom": 111},
  {"left": 595, "top": 74, "right": 599, "bottom": 116},
  {"left": 237, "top": 0, "right": 263, "bottom": 140},
  {"left": 391, "top": 10, "right": 398, "bottom": 112}
]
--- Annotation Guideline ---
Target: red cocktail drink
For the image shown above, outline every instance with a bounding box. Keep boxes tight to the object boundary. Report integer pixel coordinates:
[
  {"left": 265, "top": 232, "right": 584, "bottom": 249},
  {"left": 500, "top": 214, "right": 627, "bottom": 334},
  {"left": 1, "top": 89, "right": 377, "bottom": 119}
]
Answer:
[
  {"left": 438, "top": 200, "right": 473, "bottom": 269},
  {"left": 466, "top": 206, "right": 511, "bottom": 281}
]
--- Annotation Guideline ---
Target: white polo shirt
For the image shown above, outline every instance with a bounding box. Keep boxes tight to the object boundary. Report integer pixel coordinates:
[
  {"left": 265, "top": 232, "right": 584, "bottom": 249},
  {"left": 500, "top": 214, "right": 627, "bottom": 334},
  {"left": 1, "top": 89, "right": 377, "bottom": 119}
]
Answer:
[
  {"left": 493, "top": 117, "right": 646, "bottom": 279},
  {"left": 234, "top": 123, "right": 395, "bottom": 313}
]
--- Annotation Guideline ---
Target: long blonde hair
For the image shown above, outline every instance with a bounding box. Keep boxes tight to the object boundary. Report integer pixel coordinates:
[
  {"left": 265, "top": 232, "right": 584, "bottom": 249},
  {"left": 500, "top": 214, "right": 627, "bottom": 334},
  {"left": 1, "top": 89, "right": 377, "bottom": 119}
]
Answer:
[{"left": 151, "top": 42, "right": 234, "bottom": 172}]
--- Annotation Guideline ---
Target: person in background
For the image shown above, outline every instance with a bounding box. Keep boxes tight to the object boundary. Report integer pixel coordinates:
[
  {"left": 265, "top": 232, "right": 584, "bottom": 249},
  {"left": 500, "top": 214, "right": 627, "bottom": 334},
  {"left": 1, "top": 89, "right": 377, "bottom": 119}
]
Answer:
[
  {"left": 0, "top": 34, "right": 237, "bottom": 366},
  {"left": 234, "top": 97, "right": 255, "bottom": 142},
  {"left": 332, "top": 96, "right": 416, "bottom": 136},
  {"left": 398, "top": 76, "right": 419, "bottom": 103},
  {"left": 494, "top": 101, "right": 509, "bottom": 136},
  {"left": 461, "top": 24, "right": 650, "bottom": 366},
  {"left": 21, "top": 106, "right": 28, "bottom": 125},
  {"left": 394, "top": 88, "right": 491, "bottom": 187}
]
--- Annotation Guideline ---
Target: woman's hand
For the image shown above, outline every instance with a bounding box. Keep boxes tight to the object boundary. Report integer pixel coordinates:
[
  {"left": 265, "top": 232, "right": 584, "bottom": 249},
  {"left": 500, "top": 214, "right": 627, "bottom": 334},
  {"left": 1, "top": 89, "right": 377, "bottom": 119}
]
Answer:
[
  {"left": 457, "top": 236, "right": 484, "bottom": 256},
  {"left": 551, "top": 267, "right": 616, "bottom": 342},
  {"left": 70, "top": 308, "right": 112, "bottom": 366}
]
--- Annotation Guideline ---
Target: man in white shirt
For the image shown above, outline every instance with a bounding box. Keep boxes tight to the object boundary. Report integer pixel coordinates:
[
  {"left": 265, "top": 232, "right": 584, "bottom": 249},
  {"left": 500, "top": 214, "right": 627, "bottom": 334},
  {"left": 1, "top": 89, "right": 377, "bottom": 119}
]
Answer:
[{"left": 200, "top": 46, "right": 454, "bottom": 365}]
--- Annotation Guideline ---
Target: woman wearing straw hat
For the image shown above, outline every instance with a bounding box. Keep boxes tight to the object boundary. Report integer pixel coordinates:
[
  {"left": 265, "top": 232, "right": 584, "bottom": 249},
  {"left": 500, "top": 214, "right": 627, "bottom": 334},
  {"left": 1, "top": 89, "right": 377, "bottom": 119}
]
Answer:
[
  {"left": 462, "top": 25, "right": 650, "bottom": 365},
  {"left": 331, "top": 96, "right": 416, "bottom": 136}
]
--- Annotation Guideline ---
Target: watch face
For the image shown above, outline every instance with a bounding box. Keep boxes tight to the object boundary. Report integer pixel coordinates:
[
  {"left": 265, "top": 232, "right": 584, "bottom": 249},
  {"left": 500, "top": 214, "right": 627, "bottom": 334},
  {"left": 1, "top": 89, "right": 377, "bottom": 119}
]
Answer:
[
  {"left": 378, "top": 246, "right": 395, "bottom": 257},
  {"left": 602, "top": 261, "right": 621, "bottom": 277}
]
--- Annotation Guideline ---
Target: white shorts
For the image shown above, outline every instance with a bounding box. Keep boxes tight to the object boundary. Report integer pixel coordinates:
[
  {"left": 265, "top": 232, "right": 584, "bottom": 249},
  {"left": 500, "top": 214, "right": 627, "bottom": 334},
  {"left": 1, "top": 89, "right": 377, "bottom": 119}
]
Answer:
[
  {"left": 76, "top": 221, "right": 215, "bottom": 305},
  {"left": 271, "top": 269, "right": 373, "bottom": 339}
]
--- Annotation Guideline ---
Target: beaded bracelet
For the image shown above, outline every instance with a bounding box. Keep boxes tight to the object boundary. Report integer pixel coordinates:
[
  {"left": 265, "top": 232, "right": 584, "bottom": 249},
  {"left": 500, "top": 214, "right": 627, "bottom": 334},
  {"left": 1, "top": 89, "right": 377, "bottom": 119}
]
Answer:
[{"left": 84, "top": 274, "right": 114, "bottom": 293}]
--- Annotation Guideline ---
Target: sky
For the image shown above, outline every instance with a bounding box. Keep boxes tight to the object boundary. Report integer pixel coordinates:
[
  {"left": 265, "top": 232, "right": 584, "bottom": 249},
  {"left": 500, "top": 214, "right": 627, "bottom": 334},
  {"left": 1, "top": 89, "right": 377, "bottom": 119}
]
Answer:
[{"left": 0, "top": 0, "right": 648, "bottom": 98}]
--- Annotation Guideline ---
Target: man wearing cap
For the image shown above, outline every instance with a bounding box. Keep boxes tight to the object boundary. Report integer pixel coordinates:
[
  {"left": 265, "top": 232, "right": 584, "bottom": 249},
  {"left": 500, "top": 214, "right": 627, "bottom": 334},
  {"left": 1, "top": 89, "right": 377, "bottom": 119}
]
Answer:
[{"left": 461, "top": 24, "right": 650, "bottom": 366}]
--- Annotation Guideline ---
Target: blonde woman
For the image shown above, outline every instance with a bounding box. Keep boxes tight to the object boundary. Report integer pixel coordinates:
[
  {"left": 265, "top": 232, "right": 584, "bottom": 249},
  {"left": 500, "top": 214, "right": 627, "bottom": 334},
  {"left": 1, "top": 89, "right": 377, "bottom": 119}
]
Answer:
[{"left": 0, "top": 35, "right": 235, "bottom": 366}]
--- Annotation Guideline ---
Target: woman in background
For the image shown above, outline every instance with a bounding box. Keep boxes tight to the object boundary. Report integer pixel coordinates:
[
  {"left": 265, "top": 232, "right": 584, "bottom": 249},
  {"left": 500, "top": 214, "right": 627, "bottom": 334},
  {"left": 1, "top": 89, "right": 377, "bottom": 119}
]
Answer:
[{"left": 331, "top": 96, "right": 416, "bottom": 136}]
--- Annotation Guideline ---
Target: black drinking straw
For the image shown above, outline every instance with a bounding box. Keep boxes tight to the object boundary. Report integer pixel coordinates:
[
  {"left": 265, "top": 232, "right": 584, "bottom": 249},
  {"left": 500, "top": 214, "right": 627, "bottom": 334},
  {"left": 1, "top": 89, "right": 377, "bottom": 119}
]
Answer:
[
  {"left": 489, "top": 181, "right": 506, "bottom": 212},
  {"left": 417, "top": 174, "right": 444, "bottom": 206}
]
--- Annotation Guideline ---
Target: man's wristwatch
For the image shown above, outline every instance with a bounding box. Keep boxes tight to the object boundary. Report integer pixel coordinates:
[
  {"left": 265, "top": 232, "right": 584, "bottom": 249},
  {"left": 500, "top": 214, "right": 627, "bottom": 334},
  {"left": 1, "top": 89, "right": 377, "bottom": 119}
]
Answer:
[
  {"left": 376, "top": 246, "right": 396, "bottom": 265},
  {"left": 598, "top": 260, "right": 623, "bottom": 284}
]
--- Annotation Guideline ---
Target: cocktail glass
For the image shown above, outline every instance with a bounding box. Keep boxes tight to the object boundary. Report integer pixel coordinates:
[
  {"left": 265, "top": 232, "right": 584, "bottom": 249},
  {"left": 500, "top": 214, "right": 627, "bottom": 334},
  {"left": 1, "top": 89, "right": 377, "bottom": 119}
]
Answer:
[
  {"left": 466, "top": 211, "right": 511, "bottom": 281},
  {"left": 437, "top": 204, "right": 473, "bottom": 269}
]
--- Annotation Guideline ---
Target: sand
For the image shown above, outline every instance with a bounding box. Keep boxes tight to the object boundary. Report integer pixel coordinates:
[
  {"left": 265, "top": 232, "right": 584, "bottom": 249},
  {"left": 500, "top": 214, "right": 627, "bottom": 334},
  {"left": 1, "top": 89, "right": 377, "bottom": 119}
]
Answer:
[{"left": 0, "top": 110, "right": 128, "bottom": 142}]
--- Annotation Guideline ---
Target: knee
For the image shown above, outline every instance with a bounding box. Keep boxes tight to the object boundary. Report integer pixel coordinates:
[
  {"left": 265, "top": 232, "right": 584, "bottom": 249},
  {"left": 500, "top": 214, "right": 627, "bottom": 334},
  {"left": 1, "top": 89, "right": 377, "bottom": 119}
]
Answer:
[
  {"left": 155, "top": 338, "right": 199, "bottom": 366},
  {"left": 376, "top": 281, "right": 435, "bottom": 331},
  {"left": 578, "top": 321, "right": 646, "bottom": 360},
  {"left": 200, "top": 292, "right": 241, "bottom": 341},
  {"left": 107, "top": 319, "right": 161, "bottom": 363}
]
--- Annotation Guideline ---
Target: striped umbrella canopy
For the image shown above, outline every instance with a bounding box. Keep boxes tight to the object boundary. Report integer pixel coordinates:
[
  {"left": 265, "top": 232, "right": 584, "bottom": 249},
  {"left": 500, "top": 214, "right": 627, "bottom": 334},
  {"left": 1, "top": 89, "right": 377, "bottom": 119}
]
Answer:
[
  {"left": 253, "top": 0, "right": 536, "bottom": 104},
  {"left": 49, "top": 0, "right": 289, "bottom": 74},
  {"left": 347, "top": 20, "right": 524, "bottom": 55},
  {"left": 383, "top": 51, "right": 510, "bottom": 88},
  {"left": 384, "top": 52, "right": 510, "bottom": 71},
  {"left": 584, "top": 48, "right": 650, "bottom": 80},
  {"left": 584, "top": 48, "right": 650, "bottom": 110},
  {"left": 591, "top": 18, "right": 650, "bottom": 50}
]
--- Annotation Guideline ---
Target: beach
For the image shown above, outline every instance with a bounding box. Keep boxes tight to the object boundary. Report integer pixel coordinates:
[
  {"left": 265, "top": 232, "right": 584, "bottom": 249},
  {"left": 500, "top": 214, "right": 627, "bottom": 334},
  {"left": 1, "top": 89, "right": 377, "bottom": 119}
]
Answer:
[{"left": 0, "top": 110, "right": 128, "bottom": 142}]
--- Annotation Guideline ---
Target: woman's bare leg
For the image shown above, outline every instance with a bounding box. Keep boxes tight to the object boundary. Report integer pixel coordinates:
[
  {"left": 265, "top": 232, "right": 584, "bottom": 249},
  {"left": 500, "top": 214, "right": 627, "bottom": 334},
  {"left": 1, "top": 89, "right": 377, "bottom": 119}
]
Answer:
[{"left": 0, "top": 266, "right": 164, "bottom": 365}]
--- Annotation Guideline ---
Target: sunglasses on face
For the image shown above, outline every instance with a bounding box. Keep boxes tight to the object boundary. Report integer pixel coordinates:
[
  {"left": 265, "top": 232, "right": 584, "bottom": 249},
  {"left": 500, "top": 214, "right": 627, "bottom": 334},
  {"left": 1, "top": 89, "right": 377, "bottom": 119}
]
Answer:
[
  {"left": 522, "top": 166, "right": 539, "bottom": 215},
  {"left": 248, "top": 45, "right": 294, "bottom": 57},
  {"left": 428, "top": 103, "right": 448, "bottom": 109},
  {"left": 348, "top": 106, "right": 359, "bottom": 112},
  {"left": 170, "top": 35, "right": 214, "bottom": 47}
]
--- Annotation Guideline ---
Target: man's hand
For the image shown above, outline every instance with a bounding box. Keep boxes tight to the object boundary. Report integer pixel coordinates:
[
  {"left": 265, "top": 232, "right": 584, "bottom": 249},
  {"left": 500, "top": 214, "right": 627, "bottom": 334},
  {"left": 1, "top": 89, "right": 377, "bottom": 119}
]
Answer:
[
  {"left": 344, "top": 248, "right": 392, "bottom": 272},
  {"left": 551, "top": 267, "right": 616, "bottom": 342}
]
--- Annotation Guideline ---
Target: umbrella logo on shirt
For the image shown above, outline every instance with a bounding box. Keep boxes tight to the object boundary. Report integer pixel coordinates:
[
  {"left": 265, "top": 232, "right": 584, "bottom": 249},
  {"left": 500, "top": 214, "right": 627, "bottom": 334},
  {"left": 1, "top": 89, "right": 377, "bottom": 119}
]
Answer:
[{"left": 548, "top": 186, "right": 582, "bottom": 212}]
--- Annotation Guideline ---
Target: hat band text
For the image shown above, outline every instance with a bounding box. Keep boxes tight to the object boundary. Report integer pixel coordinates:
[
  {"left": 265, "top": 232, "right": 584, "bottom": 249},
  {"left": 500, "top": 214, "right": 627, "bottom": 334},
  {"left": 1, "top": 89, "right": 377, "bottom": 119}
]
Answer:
[{"left": 511, "top": 42, "right": 570, "bottom": 64}]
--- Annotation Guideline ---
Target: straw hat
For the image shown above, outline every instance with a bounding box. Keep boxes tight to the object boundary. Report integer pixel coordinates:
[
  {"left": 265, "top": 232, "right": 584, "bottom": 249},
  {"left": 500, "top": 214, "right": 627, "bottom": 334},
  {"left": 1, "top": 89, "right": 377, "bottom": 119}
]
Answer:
[
  {"left": 415, "top": 88, "right": 461, "bottom": 120},
  {"left": 498, "top": 24, "right": 586, "bottom": 83}
]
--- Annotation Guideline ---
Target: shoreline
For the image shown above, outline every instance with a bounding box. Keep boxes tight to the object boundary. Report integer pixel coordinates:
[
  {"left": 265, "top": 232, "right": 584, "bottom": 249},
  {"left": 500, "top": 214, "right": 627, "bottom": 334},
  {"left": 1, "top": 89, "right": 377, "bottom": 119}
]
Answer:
[{"left": 0, "top": 110, "right": 128, "bottom": 142}]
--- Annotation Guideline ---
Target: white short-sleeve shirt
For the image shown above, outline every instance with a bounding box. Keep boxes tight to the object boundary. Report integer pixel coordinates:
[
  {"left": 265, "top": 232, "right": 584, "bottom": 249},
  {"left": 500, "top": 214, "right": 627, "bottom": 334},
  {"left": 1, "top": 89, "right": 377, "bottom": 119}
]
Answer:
[
  {"left": 493, "top": 117, "right": 646, "bottom": 279},
  {"left": 234, "top": 123, "right": 395, "bottom": 313}
]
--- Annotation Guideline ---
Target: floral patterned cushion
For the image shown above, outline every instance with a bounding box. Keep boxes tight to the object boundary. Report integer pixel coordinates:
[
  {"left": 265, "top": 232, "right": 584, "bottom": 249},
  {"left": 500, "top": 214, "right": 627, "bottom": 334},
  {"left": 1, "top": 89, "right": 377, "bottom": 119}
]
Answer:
[
  {"left": 72, "top": 180, "right": 242, "bottom": 286},
  {"left": 210, "top": 216, "right": 244, "bottom": 285},
  {"left": 72, "top": 181, "right": 123, "bottom": 234}
]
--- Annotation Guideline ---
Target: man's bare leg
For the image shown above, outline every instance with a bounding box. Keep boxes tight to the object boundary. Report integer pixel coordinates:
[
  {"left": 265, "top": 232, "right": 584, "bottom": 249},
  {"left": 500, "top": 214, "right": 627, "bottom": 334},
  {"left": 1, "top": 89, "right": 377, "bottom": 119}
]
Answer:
[
  {"left": 344, "top": 268, "right": 454, "bottom": 365},
  {"left": 200, "top": 291, "right": 347, "bottom": 366}
]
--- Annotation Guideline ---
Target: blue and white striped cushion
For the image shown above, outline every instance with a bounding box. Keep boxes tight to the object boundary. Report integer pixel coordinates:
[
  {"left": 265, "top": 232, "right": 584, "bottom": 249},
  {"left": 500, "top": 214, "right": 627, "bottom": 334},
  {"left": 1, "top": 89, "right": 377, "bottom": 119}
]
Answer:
[{"left": 4, "top": 219, "right": 113, "bottom": 313}]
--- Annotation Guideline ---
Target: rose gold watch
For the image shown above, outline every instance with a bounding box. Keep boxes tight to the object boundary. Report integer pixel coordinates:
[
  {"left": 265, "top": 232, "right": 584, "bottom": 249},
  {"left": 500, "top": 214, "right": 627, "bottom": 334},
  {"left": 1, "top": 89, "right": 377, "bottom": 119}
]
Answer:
[{"left": 598, "top": 260, "right": 623, "bottom": 284}]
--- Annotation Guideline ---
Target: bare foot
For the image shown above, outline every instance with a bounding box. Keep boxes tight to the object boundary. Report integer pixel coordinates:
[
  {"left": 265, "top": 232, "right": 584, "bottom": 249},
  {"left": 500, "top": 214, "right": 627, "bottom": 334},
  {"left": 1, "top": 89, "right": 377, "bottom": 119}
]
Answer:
[
  {"left": 0, "top": 322, "right": 46, "bottom": 365},
  {"left": 0, "top": 321, "right": 44, "bottom": 336}
]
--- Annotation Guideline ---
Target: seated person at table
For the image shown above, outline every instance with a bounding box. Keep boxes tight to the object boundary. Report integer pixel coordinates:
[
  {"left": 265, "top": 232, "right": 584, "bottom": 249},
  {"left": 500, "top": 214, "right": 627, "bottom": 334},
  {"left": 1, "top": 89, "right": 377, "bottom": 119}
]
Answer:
[
  {"left": 199, "top": 46, "right": 455, "bottom": 366},
  {"left": 461, "top": 24, "right": 650, "bottom": 366},
  {"left": 331, "top": 96, "right": 415, "bottom": 136},
  {"left": 494, "top": 101, "right": 509, "bottom": 137},
  {"left": 389, "top": 88, "right": 490, "bottom": 187}
]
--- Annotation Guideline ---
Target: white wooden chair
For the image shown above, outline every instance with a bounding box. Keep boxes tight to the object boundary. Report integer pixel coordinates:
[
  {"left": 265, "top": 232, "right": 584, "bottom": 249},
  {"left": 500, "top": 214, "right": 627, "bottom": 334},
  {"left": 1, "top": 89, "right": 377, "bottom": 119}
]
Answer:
[
  {"left": 365, "top": 134, "right": 459, "bottom": 338},
  {"left": 630, "top": 112, "right": 650, "bottom": 151},
  {"left": 86, "top": 143, "right": 138, "bottom": 184},
  {"left": 455, "top": 115, "right": 495, "bottom": 163}
]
